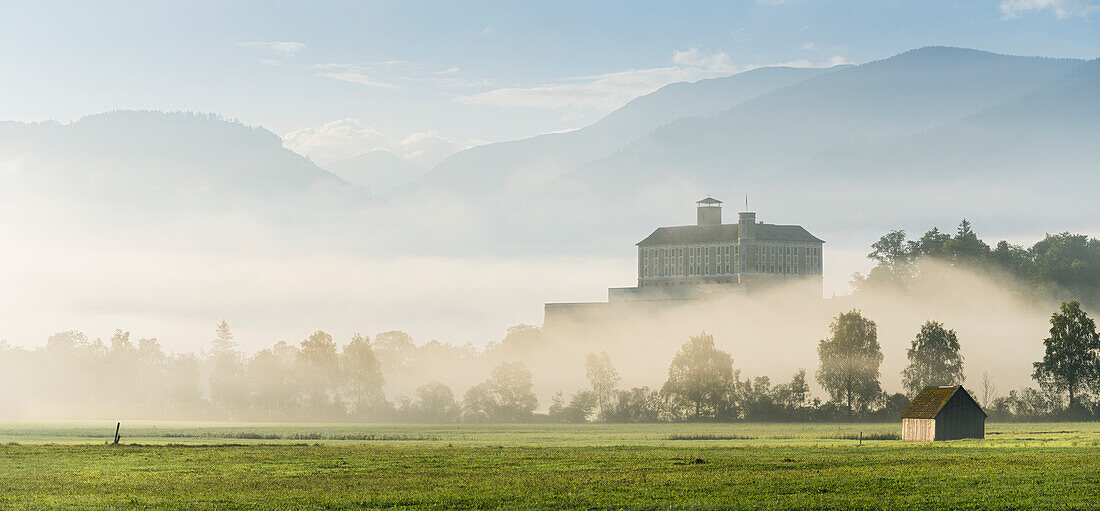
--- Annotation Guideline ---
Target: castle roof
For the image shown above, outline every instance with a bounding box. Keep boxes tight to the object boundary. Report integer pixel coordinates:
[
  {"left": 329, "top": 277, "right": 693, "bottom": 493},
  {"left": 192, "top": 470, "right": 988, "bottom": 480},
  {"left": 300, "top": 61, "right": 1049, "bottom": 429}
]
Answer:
[{"left": 637, "top": 223, "right": 824, "bottom": 246}]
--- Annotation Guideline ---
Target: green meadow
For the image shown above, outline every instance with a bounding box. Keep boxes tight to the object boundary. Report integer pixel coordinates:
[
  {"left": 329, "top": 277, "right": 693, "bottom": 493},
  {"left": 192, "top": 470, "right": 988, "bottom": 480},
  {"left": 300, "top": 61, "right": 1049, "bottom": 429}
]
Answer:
[{"left": 2, "top": 422, "right": 1100, "bottom": 509}]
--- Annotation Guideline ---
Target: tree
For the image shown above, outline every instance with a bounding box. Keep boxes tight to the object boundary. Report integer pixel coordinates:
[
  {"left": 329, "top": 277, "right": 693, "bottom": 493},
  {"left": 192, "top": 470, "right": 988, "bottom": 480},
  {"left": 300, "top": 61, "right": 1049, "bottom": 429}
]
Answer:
[
  {"left": 1033, "top": 301, "right": 1100, "bottom": 410},
  {"left": 297, "top": 330, "right": 341, "bottom": 414},
  {"left": 816, "top": 310, "right": 883, "bottom": 414},
  {"left": 461, "top": 383, "right": 496, "bottom": 422},
  {"left": 662, "top": 333, "right": 734, "bottom": 419},
  {"left": 868, "top": 229, "right": 910, "bottom": 266},
  {"left": 372, "top": 330, "right": 417, "bottom": 374},
  {"left": 912, "top": 227, "right": 950, "bottom": 258},
  {"left": 211, "top": 320, "right": 237, "bottom": 354},
  {"left": 786, "top": 369, "right": 810, "bottom": 408},
  {"left": 340, "top": 333, "right": 385, "bottom": 416},
  {"left": 495, "top": 324, "right": 542, "bottom": 353},
  {"left": 548, "top": 390, "right": 597, "bottom": 423},
  {"left": 901, "top": 321, "right": 965, "bottom": 397},
  {"left": 584, "top": 351, "right": 620, "bottom": 419},
  {"left": 980, "top": 371, "right": 998, "bottom": 410},
  {"left": 247, "top": 343, "right": 299, "bottom": 418},
  {"left": 943, "top": 219, "right": 991, "bottom": 263},
  {"left": 486, "top": 361, "right": 538, "bottom": 421},
  {"left": 463, "top": 362, "right": 539, "bottom": 422},
  {"left": 207, "top": 322, "right": 246, "bottom": 418},
  {"left": 603, "top": 387, "right": 665, "bottom": 423},
  {"left": 411, "top": 381, "right": 458, "bottom": 422},
  {"left": 852, "top": 230, "right": 916, "bottom": 290},
  {"left": 44, "top": 330, "right": 90, "bottom": 353},
  {"left": 1029, "top": 233, "right": 1100, "bottom": 301}
]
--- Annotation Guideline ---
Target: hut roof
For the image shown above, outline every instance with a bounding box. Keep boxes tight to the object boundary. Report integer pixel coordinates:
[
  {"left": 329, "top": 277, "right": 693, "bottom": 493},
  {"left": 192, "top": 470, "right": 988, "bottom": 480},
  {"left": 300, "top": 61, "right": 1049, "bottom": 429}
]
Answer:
[{"left": 900, "top": 385, "right": 986, "bottom": 419}]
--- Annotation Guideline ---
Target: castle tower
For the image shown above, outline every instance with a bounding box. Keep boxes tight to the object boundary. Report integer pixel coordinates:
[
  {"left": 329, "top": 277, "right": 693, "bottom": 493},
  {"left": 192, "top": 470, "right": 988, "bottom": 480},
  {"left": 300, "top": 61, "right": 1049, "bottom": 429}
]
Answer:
[
  {"left": 738, "top": 210, "right": 756, "bottom": 240},
  {"left": 697, "top": 197, "right": 722, "bottom": 226}
]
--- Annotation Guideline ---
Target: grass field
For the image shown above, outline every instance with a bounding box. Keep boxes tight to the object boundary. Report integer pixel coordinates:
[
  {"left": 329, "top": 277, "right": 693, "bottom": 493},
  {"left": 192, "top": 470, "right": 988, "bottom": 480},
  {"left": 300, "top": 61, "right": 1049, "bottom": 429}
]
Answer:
[{"left": 3, "top": 422, "right": 1100, "bottom": 509}]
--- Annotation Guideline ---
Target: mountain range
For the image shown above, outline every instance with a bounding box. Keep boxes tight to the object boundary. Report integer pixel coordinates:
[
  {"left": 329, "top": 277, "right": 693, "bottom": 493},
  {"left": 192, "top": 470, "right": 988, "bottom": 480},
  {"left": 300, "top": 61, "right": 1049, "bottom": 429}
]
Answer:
[
  {"left": 1, "top": 47, "right": 1097, "bottom": 255},
  {"left": 413, "top": 47, "right": 1100, "bottom": 252}
]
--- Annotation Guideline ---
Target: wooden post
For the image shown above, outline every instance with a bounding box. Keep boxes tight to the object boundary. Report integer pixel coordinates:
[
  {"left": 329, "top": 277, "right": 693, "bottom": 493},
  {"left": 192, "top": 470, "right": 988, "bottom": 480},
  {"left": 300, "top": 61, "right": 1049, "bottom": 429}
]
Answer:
[
  {"left": 113, "top": 422, "right": 120, "bottom": 444},
  {"left": 859, "top": 432, "right": 862, "bottom": 446}
]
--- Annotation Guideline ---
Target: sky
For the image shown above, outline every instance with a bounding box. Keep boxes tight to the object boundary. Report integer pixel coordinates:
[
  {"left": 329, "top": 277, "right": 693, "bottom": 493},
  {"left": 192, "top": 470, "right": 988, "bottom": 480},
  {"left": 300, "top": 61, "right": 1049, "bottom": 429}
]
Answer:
[{"left": 2, "top": 0, "right": 1098, "bottom": 167}]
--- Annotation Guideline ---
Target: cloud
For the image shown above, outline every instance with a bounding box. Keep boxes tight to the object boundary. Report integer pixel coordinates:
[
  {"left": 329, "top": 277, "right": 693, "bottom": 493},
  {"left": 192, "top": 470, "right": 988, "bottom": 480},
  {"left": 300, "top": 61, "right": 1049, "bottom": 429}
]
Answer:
[
  {"left": 314, "top": 64, "right": 402, "bottom": 89},
  {"left": 483, "top": 23, "right": 497, "bottom": 36},
  {"left": 282, "top": 118, "right": 480, "bottom": 167},
  {"left": 238, "top": 41, "right": 307, "bottom": 56},
  {"left": 458, "top": 48, "right": 735, "bottom": 111},
  {"left": 460, "top": 48, "right": 848, "bottom": 111},
  {"left": 315, "top": 61, "right": 490, "bottom": 91},
  {"left": 999, "top": 0, "right": 1100, "bottom": 19}
]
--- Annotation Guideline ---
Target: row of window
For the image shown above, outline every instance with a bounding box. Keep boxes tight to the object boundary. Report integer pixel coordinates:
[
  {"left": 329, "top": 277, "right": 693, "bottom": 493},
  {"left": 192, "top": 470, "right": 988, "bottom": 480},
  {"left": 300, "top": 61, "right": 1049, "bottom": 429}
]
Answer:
[{"left": 641, "top": 244, "right": 821, "bottom": 278}]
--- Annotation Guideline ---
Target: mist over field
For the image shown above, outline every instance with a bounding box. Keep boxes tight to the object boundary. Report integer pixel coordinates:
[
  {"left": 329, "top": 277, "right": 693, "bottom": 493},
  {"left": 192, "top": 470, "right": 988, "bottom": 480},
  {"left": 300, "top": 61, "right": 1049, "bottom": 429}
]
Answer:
[{"left": 0, "top": 255, "right": 1075, "bottom": 420}]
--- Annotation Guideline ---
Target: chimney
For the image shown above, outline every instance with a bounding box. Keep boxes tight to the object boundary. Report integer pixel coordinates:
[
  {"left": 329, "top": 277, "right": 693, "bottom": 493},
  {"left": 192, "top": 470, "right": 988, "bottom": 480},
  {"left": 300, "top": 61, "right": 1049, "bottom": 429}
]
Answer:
[
  {"left": 696, "top": 197, "right": 722, "bottom": 226},
  {"left": 738, "top": 211, "right": 756, "bottom": 240}
]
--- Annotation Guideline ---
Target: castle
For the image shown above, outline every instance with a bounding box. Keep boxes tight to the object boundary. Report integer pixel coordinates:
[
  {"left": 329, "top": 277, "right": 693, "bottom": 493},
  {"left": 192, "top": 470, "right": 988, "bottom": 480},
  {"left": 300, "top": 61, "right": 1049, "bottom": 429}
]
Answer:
[{"left": 544, "top": 197, "right": 824, "bottom": 327}]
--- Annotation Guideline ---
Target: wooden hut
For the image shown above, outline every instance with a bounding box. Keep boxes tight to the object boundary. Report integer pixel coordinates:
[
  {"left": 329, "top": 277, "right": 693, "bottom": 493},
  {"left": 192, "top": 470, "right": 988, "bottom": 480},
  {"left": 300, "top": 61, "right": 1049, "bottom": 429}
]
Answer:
[{"left": 900, "top": 385, "right": 986, "bottom": 441}]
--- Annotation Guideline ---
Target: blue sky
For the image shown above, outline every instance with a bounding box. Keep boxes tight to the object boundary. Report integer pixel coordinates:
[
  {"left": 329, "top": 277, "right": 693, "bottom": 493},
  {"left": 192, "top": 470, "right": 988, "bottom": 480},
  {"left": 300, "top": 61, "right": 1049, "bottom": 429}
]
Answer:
[{"left": 2, "top": 0, "right": 1098, "bottom": 165}]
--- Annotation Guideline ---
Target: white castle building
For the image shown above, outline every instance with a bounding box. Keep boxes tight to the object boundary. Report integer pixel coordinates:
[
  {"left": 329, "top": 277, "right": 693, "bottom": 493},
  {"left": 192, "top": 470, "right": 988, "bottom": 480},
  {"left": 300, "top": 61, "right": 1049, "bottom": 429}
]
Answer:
[
  {"left": 633, "top": 197, "right": 823, "bottom": 289},
  {"left": 544, "top": 198, "right": 824, "bottom": 326}
]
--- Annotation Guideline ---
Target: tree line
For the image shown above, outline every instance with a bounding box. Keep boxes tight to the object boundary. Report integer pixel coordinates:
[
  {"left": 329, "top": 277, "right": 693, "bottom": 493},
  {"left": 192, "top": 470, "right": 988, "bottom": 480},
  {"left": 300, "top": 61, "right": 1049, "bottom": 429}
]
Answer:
[
  {"left": 550, "top": 301, "right": 1100, "bottom": 423},
  {"left": 854, "top": 220, "right": 1100, "bottom": 305},
  {"left": 3, "top": 299, "right": 1098, "bottom": 422}
]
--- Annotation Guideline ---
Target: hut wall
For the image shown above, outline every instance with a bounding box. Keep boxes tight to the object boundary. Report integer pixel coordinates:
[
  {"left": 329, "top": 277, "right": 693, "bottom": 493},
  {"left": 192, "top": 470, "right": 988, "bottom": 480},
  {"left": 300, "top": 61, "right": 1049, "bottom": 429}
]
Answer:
[
  {"left": 902, "top": 418, "right": 935, "bottom": 441},
  {"left": 933, "top": 393, "right": 985, "bottom": 441}
]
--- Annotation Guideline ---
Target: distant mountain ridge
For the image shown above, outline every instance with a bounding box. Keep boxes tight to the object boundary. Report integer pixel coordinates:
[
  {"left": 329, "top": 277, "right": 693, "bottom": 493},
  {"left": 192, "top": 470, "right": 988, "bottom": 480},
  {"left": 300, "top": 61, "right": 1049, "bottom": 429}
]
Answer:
[
  {"left": 2, "top": 47, "right": 1097, "bottom": 256},
  {"left": 576, "top": 47, "right": 1086, "bottom": 185},
  {"left": 809, "top": 57, "right": 1100, "bottom": 178},
  {"left": 407, "top": 46, "right": 1099, "bottom": 253},
  {"left": 0, "top": 111, "right": 366, "bottom": 244},
  {"left": 426, "top": 65, "right": 843, "bottom": 193},
  {"left": 0, "top": 110, "right": 347, "bottom": 195}
]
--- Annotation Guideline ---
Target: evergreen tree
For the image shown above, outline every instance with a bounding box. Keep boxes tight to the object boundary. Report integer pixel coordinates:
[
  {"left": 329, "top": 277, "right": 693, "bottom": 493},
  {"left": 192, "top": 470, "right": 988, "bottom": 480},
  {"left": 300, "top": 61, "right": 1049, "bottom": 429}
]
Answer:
[
  {"left": 211, "top": 320, "right": 237, "bottom": 354},
  {"left": 207, "top": 321, "right": 246, "bottom": 417}
]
